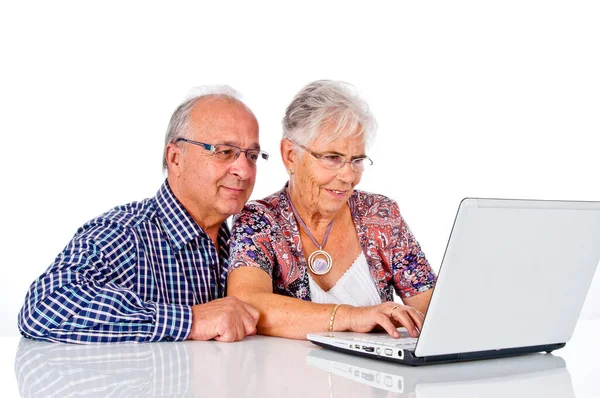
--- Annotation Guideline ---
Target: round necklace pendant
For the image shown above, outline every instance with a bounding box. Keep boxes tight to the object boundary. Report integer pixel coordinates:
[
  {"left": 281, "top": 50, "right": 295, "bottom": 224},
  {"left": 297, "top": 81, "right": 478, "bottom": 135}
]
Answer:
[{"left": 308, "top": 250, "right": 333, "bottom": 275}]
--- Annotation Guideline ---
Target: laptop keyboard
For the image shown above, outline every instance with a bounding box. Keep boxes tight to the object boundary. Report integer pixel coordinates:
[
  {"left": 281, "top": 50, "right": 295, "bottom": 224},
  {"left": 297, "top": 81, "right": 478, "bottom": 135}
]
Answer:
[{"left": 350, "top": 335, "right": 418, "bottom": 349}]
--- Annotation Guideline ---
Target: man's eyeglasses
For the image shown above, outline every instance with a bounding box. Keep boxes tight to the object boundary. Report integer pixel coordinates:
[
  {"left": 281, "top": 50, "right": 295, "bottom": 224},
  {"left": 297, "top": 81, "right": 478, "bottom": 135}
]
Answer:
[
  {"left": 176, "top": 138, "right": 269, "bottom": 165},
  {"left": 294, "top": 142, "right": 373, "bottom": 172}
]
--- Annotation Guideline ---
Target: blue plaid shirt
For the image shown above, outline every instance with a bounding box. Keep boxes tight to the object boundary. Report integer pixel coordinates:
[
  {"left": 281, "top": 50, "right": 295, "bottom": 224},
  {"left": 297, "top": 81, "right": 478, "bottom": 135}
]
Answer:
[{"left": 18, "top": 180, "right": 229, "bottom": 343}]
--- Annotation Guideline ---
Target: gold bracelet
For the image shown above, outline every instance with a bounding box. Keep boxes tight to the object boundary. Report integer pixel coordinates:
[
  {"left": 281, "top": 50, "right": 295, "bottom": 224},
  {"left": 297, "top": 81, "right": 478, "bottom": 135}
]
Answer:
[{"left": 328, "top": 304, "right": 341, "bottom": 332}]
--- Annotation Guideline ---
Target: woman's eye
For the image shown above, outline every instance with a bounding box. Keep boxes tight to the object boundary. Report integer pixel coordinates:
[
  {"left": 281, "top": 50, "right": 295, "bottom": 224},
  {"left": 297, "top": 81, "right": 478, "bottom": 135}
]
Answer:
[{"left": 323, "top": 155, "right": 341, "bottom": 161}]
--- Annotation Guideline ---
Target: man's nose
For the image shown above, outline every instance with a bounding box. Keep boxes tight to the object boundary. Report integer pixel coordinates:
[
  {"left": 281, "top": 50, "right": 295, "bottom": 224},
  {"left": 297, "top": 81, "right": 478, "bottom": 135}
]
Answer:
[{"left": 230, "top": 152, "right": 254, "bottom": 180}]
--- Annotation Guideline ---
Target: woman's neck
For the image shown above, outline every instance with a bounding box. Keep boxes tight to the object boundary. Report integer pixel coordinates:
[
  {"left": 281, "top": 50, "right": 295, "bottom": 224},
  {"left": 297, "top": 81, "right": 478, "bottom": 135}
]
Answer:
[{"left": 288, "top": 184, "right": 340, "bottom": 232}]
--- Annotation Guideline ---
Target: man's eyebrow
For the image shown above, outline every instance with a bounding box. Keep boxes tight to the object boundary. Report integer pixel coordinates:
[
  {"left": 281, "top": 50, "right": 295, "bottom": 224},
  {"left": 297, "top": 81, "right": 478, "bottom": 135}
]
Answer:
[{"left": 221, "top": 141, "right": 261, "bottom": 150}]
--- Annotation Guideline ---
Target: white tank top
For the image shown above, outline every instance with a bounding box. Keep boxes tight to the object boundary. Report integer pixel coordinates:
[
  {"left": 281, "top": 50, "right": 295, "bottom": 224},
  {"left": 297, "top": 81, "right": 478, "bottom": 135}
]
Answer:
[{"left": 308, "top": 252, "right": 382, "bottom": 306}]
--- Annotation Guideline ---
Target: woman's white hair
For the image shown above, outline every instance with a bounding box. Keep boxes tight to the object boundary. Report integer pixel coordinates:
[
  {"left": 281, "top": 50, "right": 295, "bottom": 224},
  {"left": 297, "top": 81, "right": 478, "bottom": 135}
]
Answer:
[
  {"left": 282, "top": 80, "right": 377, "bottom": 149},
  {"left": 162, "top": 85, "right": 249, "bottom": 171}
]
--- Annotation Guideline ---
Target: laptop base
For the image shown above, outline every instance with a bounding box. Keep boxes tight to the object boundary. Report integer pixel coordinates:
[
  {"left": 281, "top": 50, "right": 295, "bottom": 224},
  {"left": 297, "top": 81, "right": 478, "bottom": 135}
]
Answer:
[{"left": 310, "top": 339, "right": 566, "bottom": 366}]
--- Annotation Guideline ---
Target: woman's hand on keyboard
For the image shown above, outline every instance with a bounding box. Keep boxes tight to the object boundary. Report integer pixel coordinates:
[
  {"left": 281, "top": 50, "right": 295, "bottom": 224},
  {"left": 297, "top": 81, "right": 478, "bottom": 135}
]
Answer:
[{"left": 338, "top": 303, "right": 424, "bottom": 338}]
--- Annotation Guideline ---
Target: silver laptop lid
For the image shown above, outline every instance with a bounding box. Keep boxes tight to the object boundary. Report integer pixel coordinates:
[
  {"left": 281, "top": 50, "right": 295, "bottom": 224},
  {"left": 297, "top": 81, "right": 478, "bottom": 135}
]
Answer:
[{"left": 416, "top": 198, "right": 600, "bottom": 357}]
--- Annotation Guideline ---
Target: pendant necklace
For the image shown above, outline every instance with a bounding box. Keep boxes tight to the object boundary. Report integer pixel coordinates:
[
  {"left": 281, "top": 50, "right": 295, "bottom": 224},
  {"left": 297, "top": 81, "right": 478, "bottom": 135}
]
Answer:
[{"left": 289, "top": 197, "right": 334, "bottom": 275}]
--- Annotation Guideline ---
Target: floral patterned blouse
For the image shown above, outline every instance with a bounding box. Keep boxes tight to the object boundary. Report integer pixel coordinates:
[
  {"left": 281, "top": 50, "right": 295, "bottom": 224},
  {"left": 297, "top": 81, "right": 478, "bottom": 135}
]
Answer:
[{"left": 229, "top": 184, "right": 436, "bottom": 303}]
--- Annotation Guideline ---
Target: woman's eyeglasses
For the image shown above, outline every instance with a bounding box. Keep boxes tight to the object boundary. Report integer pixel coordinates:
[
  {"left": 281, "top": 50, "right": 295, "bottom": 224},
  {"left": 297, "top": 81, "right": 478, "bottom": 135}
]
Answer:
[{"left": 294, "top": 143, "right": 372, "bottom": 172}]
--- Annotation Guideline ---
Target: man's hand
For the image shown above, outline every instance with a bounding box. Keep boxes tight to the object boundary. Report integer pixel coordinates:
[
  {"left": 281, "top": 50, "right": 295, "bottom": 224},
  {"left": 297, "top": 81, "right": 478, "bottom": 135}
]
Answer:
[{"left": 188, "top": 297, "right": 260, "bottom": 342}]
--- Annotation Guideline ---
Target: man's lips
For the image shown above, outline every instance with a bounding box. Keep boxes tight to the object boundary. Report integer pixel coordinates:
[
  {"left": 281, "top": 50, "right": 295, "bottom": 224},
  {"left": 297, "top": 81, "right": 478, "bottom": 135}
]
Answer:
[{"left": 222, "top": 186, "right": 246, "bottom": 193}]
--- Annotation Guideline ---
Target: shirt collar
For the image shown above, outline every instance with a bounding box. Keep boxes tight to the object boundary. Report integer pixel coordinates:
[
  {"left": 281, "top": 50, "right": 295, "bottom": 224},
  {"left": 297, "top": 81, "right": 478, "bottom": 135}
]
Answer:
[{"left": 155, "top": 180, "right": 207, "bottom": 252}]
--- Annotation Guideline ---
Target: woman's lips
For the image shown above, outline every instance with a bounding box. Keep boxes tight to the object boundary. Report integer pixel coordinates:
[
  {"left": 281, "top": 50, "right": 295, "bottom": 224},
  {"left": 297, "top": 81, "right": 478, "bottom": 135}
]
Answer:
[{"left": 325, "top": 188, "right": 347, "bottom": 198}]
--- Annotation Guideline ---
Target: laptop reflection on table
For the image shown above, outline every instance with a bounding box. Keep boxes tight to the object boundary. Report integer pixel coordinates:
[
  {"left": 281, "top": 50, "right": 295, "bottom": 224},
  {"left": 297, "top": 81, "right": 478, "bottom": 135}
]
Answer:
[{"left": 306, "top": 348, "right": 574, "bottom": 397}]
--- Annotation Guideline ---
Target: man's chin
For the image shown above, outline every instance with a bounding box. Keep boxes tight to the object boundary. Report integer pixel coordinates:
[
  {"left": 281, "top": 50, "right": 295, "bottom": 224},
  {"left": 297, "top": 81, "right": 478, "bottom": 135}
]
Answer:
[{"left": 217, "top": 200, "right": 247, "bottom": 217}]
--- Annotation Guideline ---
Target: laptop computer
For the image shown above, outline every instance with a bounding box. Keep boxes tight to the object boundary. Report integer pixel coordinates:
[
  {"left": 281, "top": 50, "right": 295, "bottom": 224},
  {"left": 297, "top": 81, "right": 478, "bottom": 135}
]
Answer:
[
  {"left": 308, "top": 198, "right": 600, "bottom": 365},
  {"left": 306, "top": 348, "right": 574, "bottom": 397}
]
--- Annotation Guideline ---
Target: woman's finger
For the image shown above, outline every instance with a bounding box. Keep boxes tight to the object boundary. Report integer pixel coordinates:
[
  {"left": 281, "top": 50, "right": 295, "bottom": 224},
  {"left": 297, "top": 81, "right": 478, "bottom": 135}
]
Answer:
[
  {"left": 374, "top": 313, "right": 400, "bottom": 338},
  {"left": 406, "top": 307, "right": 425, "bottom": 331},
  {"left": 390, "top": 307, "right": 419, "bottom": 337}
]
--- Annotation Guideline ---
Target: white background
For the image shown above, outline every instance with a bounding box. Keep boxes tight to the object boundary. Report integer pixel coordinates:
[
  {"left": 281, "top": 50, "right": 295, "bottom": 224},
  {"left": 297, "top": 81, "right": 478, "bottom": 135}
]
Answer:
[{"left": 1, "top": 1, "right": 599, "bottom": 337}]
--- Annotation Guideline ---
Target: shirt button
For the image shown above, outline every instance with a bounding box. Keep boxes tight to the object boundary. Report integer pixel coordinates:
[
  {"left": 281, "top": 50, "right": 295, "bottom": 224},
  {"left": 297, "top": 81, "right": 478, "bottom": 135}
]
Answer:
[{"left": 165, "top": 336, "right": 174, "bottom": 342}]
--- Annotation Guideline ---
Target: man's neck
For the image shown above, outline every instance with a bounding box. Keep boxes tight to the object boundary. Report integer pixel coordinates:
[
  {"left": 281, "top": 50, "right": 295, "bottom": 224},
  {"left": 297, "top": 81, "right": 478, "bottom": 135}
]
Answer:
[
  {"left": 167, "top": 178, "right": 224, "bottom": 248},
  {"left": 198, "top": 222, "right": 222, "bottom": 249}
]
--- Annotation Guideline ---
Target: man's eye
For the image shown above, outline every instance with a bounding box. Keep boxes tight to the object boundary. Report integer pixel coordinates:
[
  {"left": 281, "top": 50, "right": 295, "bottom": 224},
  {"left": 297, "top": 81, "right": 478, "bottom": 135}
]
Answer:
[
  {"left": 247, "top": 152, "right": 259, "bottom": 161},
  {"left": 215, "top": 149, "right": 234, "bottom": 156}
]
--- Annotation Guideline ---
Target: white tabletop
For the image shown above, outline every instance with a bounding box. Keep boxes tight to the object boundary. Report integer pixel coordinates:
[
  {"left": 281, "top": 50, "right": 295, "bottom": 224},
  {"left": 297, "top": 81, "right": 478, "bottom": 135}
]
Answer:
[{"left": 3, "top": 320, "right": 599, "bottom": 397}]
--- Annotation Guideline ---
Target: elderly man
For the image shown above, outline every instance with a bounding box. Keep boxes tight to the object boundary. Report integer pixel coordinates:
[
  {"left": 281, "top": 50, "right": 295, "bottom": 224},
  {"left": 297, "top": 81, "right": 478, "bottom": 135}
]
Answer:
[{"left": 18, "top": 86, "right": 268, "bottom": 343}]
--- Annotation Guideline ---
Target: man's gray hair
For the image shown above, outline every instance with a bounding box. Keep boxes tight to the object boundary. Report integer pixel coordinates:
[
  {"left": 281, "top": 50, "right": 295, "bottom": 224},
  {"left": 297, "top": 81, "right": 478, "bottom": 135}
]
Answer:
[
  {"left": 282, "top": 80, "right": 377, "bottom": 149},
  {"left": 162, "top": 85, "right": 249, "bottom": 171}
]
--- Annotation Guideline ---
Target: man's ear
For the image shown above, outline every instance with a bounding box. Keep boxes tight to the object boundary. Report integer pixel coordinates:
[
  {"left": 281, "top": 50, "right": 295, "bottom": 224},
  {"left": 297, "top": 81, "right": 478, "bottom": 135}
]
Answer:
[
  {"left": 280, "top": 139, "right": 297, "bottom": 173},
  {"left": 165, "top": 143, "right": 183, "bottom": 177}
]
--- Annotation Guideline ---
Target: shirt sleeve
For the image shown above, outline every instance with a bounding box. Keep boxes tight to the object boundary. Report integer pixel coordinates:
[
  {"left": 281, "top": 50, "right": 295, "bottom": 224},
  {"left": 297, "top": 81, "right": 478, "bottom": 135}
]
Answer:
[
  {"left": 387, "top": 200, "right": 437, "bottom": 298},
  {"left": 228, "top": 205, "right": 277, "bottom": 277},
  {"left": 17, "top": 221, "right": 192, "bottom": 343}
]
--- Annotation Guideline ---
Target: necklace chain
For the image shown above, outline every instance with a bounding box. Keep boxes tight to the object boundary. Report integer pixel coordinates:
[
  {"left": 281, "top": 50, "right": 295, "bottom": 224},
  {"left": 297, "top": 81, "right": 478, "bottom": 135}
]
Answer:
[
  {"left": 288, "top": 197, "right": 333, "bottom": 249},
  {"left": 288, "top": 193, "right": 334, "bottom": 275}
]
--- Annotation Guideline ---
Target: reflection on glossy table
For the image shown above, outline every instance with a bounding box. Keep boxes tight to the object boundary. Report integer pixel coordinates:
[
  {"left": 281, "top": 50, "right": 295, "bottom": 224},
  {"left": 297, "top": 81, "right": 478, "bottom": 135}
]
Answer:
[{"left": 6, "top": 320, "right": 599, "bottom": 397}]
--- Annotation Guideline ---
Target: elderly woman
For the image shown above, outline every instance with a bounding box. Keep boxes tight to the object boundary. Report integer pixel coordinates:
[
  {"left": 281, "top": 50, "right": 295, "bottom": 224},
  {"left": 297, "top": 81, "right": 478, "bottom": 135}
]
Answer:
[{"left": 227, "top": 80, "right": 436, "bottom": 339}]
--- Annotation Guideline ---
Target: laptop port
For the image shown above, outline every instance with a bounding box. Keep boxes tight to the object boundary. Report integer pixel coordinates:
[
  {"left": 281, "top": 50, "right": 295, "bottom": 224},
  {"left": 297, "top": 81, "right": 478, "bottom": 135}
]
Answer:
[
  {"left": 361, "top": 372, "right": 374, "bottom": 381},
  {"left": 362, "top": 346, "right": 375, "bottom": 352}
]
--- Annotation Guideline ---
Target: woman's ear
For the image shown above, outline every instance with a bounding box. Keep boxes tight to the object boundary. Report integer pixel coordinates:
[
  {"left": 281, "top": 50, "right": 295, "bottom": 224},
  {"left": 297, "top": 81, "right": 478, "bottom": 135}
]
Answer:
[{"left": 280, "top": 139, "right": 297, "bottom": 173}]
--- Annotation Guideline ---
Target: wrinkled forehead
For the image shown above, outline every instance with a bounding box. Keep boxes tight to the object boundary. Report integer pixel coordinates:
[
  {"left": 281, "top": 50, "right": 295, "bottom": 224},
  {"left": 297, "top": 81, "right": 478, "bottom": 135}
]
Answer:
[
  {"left": 308, "top": 118, "right": 366, "bottom": 151},
  {"left": 189, "top": 96, "right": 256, "bottom": 126},
  {"left": 310, "top": 129, "right": 367, "bottom": 155}
]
